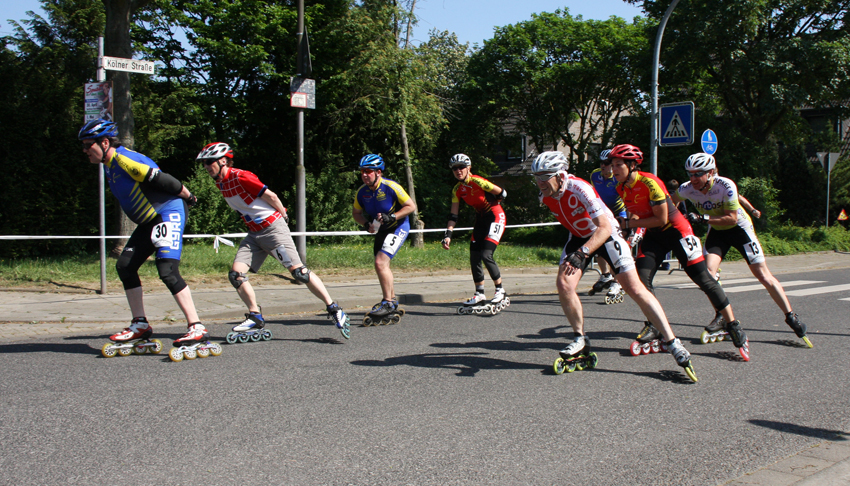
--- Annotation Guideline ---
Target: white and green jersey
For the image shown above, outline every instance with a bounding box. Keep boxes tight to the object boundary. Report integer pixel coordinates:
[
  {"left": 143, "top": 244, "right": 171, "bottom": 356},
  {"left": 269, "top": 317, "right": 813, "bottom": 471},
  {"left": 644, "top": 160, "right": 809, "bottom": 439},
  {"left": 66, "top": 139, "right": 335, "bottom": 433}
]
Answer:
[{"left": 676, "top": 175, "right": 753, "bottom": 231}]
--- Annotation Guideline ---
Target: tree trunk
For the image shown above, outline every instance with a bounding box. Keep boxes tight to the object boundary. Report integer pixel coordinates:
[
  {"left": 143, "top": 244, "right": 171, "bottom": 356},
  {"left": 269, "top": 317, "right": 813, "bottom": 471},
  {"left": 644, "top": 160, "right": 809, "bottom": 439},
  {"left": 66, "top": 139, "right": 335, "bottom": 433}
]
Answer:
[{"left": 400, "top": 121, "right": 423, "bottom": 248}]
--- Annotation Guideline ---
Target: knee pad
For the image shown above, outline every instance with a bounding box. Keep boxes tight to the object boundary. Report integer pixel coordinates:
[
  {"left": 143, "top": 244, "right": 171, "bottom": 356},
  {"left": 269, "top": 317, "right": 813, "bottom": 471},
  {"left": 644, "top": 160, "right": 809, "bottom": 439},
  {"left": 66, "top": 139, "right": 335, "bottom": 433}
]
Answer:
[
  {"left": 116, "top": 249, "right": 142, "bottom": 290},
  {"left": 228, "top": 271, "right": 248, "bottom": 289},
  {"left": 291, "top": 266, "right": 311, "bottom": 284},
  {"left": 155, "top": 259, "right": 187, "bottom": 295}
]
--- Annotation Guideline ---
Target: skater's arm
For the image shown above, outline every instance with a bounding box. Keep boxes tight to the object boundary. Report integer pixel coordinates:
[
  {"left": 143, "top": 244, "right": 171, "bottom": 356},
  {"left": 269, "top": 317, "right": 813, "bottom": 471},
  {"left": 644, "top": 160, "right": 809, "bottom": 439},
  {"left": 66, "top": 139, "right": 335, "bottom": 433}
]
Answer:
[
  {"left": 442, "top": 202, "right": 460, "bottom": 250},
  {"left": 259, "top": 189, "right": 288, "bottom": 219},
  {"left": 738, "top": 195, "right": 761, "bottom": 219}
]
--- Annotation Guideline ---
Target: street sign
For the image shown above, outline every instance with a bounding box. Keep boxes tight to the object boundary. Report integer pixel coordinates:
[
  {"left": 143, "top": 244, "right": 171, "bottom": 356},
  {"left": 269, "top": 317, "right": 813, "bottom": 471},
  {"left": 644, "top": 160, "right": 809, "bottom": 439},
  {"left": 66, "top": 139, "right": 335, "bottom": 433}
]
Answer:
[
  {"left": 290, "top": 77, "right": 316, "bottom": 109},
  {"left": 101, "top": 56, "right": 156, "bottom": 75},
  {"left": 84, "top": 81, "right": 112, "bottom": 123},
  {"left": 701, "top": 129, "right": 718, "bottom": 155},
  {"left": 659, "top": 102, "right": 694, "bottom": 146}
]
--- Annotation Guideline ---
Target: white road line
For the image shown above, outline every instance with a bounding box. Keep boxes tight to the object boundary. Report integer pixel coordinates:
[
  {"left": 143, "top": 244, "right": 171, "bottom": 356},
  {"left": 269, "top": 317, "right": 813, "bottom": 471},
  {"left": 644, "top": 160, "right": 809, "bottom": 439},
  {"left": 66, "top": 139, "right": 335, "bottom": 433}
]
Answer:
[
  {"left": 785, "top": 283, "right": 850, "bottom": 297},
  {"left": 723, "top": 281, "right": 826, "bottom": 293},
  {"left": 663, "top": 278, "right": 759, "bottom": 289}
]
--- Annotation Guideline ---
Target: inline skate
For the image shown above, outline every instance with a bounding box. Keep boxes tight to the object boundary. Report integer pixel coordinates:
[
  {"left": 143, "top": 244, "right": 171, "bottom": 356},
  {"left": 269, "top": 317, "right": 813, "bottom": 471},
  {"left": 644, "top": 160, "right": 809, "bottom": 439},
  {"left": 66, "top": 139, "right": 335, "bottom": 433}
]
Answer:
[
  {"left": 604, "top": 281, "right": 626, "bottom": 304},
  {"left": 101, "top": 317, "right": 163, "bottom": 358},
  {"left": 587, "top": 273, "right": 614, "bottom": 296},
  {"left": 327, "top": 302, "right": 351, "bottom": 339},
  {"left": 363, "top": 299, "right": 405, "bottom": 326},
  {"left": 726, "top": 319, "right": 750, "bottom": 362},
  {"left": 226, "top": 310, "right": 272, "bottom": 344},
  {"left": 785, "top": 313, "right": 813, "bottom": 348},
  {"left": 457, "top": 292, "right": 495, "bottom": 315},
  {"left": 553, "top": 335, "right": 599, "bottom": 374},
  {"left": 629, "top": 321, "right": 667, "bottom": 356},
  {"left": 169, "top": 323, "right": 222, "bottom": 362},
  {"left": 667, "top": 338, "right": 698, "bottom": 382},
  {"left": 699, "top": 312, "right": 728, "bottom": 344},
  {"left": 489, "top": 288, "right": 511, "bottom": 313}
]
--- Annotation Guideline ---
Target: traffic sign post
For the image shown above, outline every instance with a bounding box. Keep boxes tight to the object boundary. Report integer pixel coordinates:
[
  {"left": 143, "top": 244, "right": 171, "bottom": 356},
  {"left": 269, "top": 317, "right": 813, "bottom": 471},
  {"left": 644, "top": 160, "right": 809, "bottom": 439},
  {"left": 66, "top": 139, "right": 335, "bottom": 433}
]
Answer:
[
  {"left": 659, "top": 102, "right": 694, "bottom": 146},
  {"left": 701, "top": 129, "right": 718, "bottom": 155},
  {"left": 817, "top": 152, "right": 841, "bottom": 228}
]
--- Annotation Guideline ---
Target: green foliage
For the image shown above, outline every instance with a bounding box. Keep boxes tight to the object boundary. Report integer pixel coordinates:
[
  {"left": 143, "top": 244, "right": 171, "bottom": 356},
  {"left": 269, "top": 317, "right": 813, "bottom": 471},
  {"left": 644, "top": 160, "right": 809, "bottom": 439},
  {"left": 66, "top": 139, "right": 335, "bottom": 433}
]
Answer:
[
  {"left": 182, "top": 164, "right": 242, "bottom": 236},
  {"left": 736, "top": 177, "right": 783, "bottom": 231}
]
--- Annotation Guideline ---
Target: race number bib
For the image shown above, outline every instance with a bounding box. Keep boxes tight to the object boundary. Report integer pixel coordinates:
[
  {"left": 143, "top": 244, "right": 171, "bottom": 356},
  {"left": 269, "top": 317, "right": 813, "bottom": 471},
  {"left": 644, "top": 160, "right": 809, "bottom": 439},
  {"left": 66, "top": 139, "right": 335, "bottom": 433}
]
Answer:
[
  {"left": 680, "top": 235, "right": 703, "bottom": 263},
  {"left": 488, "top": 222, "right": 505, "bottom": 242},
  {"left": 381, "top": 230, "right": 406, "bottom": 256},
  {"left": 744, "top": 240, "right": 764, "bottom": 264},
  {"left": 271, "top": 245, "right": 293, "bottom": 268},
  {"left": 603, "top": 237, "right": 634, "bottom": 271},
  {"left": 151, "top": 214, "right": 182, "bottom": 250}
]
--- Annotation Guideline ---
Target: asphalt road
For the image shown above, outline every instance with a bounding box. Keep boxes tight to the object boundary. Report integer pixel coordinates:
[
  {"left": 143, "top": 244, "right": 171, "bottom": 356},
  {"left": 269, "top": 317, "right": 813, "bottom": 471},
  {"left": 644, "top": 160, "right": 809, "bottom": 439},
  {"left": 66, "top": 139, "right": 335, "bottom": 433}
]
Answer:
[{"left": 0, "top": 268, "right": 847, "bottom": 485}]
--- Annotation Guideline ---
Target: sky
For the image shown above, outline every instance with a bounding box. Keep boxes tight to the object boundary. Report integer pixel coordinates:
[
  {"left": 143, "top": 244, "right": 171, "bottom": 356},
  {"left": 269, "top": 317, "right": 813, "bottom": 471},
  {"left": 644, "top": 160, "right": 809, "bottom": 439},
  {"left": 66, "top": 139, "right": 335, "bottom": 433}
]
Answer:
[{"left": 2, "top": 0, "right": 645, "bottom": 45}]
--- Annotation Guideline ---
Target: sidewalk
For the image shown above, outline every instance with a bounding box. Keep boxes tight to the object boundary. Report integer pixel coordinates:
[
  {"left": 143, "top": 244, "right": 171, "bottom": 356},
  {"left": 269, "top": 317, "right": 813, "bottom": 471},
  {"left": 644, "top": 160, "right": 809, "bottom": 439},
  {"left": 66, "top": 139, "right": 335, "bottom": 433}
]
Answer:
[{"left": 1, "top": 251, "right": 849, "bottom": 486}]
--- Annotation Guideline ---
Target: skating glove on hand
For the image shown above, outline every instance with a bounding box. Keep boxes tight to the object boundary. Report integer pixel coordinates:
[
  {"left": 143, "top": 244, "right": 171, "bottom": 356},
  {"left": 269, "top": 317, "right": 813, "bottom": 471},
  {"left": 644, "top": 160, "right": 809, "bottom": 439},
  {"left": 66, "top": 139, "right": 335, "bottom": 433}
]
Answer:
[
  {"left": 381, "top": 213, "right": 397, "bottom": 225},
  {"left": 687, "top": 212, "right": 708, "bottom": 225},
  {"left": 186, "top": 193, "right": 198, "bottom": 208},
  {"left": 563, "top": 250, "right": 586, "bottom": 269}
]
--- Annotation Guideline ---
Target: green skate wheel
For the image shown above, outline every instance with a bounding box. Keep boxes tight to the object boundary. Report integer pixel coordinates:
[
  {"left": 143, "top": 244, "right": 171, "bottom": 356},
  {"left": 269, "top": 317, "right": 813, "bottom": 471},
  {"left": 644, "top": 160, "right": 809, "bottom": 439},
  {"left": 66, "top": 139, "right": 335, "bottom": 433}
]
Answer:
[
  {"left": 168, "top": 348, "right": 183, "bottom": 362},
  {"left": 565, "top": 360, "right": 577, "bottom": 373},
  {"left": 587, "top": 352, "right": 599, "bottom": 369},
  {"left": 553, "top": 357, "right": 567, "bottom": 375},
  {"left": 225, "top": 332, "right": 238, "bottom": 344},
  {"left": 196, "top": 346, "right": 210, "bottom": 358},
  {"left": 683, "top": 363, "right": 698, "bottom": 383},
  {"left": 101, "top": 343, "right": 118, "bottom": 358},
  {"left": 150, "top": 339, "right": 163, "bottom": 354},
  {"left": 575, "top": 359, "right": 585, "bottom": 371},
  {"left": 699, "top": 330, "right": 710, "bottom": 344},
  {"left": 802, "top": 336, "right": 813, "bottom": 348},
  {"left": 117, "top": 346, "right": 133, "bottom": 357},
  {"left": 209, "top": 343, "right": 223, "bottom": 356}
]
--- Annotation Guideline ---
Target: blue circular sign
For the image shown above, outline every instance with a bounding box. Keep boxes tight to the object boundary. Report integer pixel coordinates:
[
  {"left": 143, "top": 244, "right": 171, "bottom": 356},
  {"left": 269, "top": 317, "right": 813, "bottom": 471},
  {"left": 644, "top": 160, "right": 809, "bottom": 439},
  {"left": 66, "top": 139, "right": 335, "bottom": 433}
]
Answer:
[{"left": 701, "top": 129, "right": 718, "bottom": 155}]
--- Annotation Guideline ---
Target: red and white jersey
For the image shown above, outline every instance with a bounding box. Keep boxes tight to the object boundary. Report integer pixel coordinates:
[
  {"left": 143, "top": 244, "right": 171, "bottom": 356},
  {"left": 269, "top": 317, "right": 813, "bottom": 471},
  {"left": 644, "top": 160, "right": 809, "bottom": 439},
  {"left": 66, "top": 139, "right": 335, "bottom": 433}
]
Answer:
[
  {"left": 540, "top": 173, "right": 621, "bottom": 238},
  {"left": 216, "top": 167, "right": 283, "bottom": 232}
]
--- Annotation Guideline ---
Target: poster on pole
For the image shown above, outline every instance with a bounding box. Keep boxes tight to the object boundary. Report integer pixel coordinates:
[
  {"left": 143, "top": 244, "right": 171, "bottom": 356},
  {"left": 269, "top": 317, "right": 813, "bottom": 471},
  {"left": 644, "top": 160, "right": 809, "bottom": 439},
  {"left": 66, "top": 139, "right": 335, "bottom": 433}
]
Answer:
[{"left": 84, "top": 81, "right": 113, "bottom": 122}]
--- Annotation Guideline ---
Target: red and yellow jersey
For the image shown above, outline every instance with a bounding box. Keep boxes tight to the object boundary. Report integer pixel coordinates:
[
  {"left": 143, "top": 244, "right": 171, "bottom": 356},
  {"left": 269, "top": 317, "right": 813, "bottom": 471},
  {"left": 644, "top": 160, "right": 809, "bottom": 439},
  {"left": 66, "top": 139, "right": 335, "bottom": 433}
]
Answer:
[
  {"left": 451, "top": 174, "right": 499, "bottom": 214},
  {"left": 616, "top": 171, "right": 688, "bottom": 232}
]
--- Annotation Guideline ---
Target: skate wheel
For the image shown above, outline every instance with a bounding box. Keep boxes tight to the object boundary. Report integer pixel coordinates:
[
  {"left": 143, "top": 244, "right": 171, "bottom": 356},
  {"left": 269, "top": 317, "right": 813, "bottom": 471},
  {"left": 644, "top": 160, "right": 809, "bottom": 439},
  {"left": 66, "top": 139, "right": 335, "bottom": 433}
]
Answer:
[
  {"left": 101, "top": 342, "right": 118, "bottom": 358},
  {"left": 362, "top": 316, "right": 373, "bottom": 327},
  {"left": 150, "top": 339, "right": 163, "bottom": 354},
  {"left": 380, "top": 317, "right": 391, "bottom": 325},
  {"left": 575, "top": 358, "right": 586, "bottom": 372},
  {"left": 660, "top": 342, "right": 668, "bottom": 353},
  {"left": 197, "top": 346, "right": 210, "bottom": 358},
  {"left": 117, "top": 346, "right": 133, "bottom": 357},
  {"left": 684, "top": 363, "right": 698, "bottom": 382},
  {"left": 640, "top": 343, "right": 650, "bottom": 355},
  {"left": 718, "top": 334, "right": 725, "bottom": 342},
  {"left": 262, "top": 331, "right": 272, "bottom": 341},
  {"left": 340, "top": 326, "right": 351, "bottom": 339},
  {"left": 565, "top": 360, "right": 577, "bottom": 373},
  {"left": 184, "top": 348, "right": 197, "bottom": 360},
  {"left": 587, "top": 289, "right": 596, "bottom": 296},
  {"left": 225, "top": 332, "right": 238, "bottom": 345},
  {"left": 457, "top": 306, "right": 464, "bottom": 315},
  {"left": 238, "top": 334, "right": 249, "bottom": 343},
  {"left": 629, "top": 341, "right": 641, "bottom": 357},
  {"left": 587, "top": 352, "right": 599, "bottom": 369},
  {"left": 553, "top": 357, "right": 567, "bottom": 375},
  {"left": 390, "top": 314, "right": 401, "bottom": 325},
  {"left": 133, "top": 342, "right": 148, "bottom": 355},
  {"left": 739, "top": 340, "right": 750, "bottom": 362},
  {"left": 250, "top": 333, "right": 261, "bottom": 342},
  {"left": 168, "top": 348, "right": 184, "bottom": 362},
  {"left": 699, "top": 331, "right": 710, "bottom": 344},
  {"left": 504, "top": 297, "right": 510, "bottom": 307},
  {"left": 397, "top": 308, "right": 406, "bottom": 316},
  {"left": 802, "top": 336, "right": 813, "bottom": 348},
  {"left": 709, "top": 335, "right": 717, "bottom": 343},
  {"left": 208, "top": 343, "right": 223, "bottom": 356},
  {"left": 650, "top": 341, "right": 661, "bottom": 353}
]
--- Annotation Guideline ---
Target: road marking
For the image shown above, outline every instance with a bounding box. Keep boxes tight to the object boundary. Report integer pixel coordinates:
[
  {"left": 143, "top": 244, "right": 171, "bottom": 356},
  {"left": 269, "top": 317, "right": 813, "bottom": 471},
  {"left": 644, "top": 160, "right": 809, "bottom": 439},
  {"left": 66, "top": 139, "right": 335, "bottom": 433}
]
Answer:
[
  {"left": 723, "top": 281, "right": 826, "bottom": 293},
  {"left": 785, "top": 283, "right": 850, "bottom": 297},
  {"left": 663, "top": 278, "right": 759, "bottom": 289}
]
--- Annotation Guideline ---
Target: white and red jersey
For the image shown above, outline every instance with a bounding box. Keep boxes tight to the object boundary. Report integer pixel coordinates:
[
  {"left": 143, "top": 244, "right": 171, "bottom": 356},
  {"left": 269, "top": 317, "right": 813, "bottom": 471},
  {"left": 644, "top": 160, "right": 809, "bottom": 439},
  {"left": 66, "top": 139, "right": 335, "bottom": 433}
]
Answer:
[
  {"left": 540, "top": 172, "right": 621, "bottom": 238},
  {"left": 216, "top": 167, "right": 283, "bottom": 232}
]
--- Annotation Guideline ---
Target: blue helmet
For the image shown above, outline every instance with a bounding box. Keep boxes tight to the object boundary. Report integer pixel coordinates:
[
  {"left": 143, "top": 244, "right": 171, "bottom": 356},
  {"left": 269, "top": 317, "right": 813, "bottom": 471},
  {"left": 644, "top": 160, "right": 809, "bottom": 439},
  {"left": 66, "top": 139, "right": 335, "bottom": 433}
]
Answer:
[
  {"left": 78, "top": 119, "right": 118, "bottom": 140},
  {"left": 359, "top": 154, "right": 385, "bottom": 171}
]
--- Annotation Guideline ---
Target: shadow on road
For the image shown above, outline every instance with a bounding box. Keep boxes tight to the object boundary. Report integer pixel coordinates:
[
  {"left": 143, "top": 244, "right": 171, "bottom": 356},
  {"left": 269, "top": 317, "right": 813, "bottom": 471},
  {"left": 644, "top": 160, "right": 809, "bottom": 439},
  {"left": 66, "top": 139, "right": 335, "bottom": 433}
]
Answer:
[
  {"left": 0, "top": 342, "right": 95, "bottom": 355},
  {"left": 749, "top": 420, "right": 849, "bottom": 441}
]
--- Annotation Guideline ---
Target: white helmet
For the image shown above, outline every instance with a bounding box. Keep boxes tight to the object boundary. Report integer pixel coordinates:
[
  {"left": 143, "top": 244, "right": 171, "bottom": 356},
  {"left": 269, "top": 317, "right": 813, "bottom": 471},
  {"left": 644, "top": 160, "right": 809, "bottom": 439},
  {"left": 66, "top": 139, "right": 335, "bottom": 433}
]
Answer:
[
  {"left": 196, "top": 142, "right": 233, "bottom": 161},
  {"left": 599, "top": 149, "right": 612, "bottom": 161},
  {"left": 685, "top": 152, "right": 716, "bottom": 172},
  {"left": 531, "top": 151, "right": 569, "bottom": 175},
  {"left": 449, "top": 153, "right": 471, "bottom": 169}
]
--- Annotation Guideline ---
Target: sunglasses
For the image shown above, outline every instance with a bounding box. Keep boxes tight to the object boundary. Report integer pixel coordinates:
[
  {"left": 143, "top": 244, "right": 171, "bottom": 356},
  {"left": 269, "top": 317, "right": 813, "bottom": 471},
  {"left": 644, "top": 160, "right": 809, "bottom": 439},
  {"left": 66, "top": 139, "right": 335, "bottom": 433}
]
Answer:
[
  {"left": 534, "top": 173, "right": 556, "bottom": 183},
  {"left": 600, "top": 160, "right": 613, "bottom": 166},
  {"left": 82, "top": 140, "right": 97, "bottom": 151},
  {"left": 688, "top": 170, "right": 708, "bottom": 178},
  {"left": 451, "top": 166, "right": 467, "bottom": 171},
  {"left": 360, "top": 168, "right": 376, "bottom": 175},
  {"left": 201, "top": 158, "right": 218, "bottom": 166}
]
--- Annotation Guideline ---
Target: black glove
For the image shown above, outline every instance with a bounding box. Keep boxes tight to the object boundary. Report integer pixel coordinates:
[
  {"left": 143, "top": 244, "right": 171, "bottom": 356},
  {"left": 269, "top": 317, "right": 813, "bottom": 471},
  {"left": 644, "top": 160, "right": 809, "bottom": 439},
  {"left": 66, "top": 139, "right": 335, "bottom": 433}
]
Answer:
[
  {"left": 564, "top": 250, "right": 586, "bottom": 269},
  {"left": 687, "top": 212, "right": 707, "bottom": 225},
  {"left": 443, "top": 229, "right": 453, "bottom": 240},
  {"left": 382, "top": 213, "right": 397, "bottom": 225},
  {"left": 186, "top": 194, "right": 198, "bottom": 208}
]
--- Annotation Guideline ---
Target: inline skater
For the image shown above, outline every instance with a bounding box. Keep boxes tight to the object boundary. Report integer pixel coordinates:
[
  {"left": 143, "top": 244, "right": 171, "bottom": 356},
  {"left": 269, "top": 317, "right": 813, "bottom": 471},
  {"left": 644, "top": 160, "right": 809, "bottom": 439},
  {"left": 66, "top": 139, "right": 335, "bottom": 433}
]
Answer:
[
  {"left": 196, "top": 142, "right": 351, "bottom": 340},
  {"left": 79, "top": 119, "right": 213, "bottom": 358},
  {"left": 589, "top": 149, "right": 630, "bottom": 303},
  {"left": 610, "top": 144, "right": 750, "bottom": 361},
  {"left": 441, "top": 154, "right": 510, "bottom": 315},
  {"left": 532, "top": 151, "right": 696, "bottom": 380},
  {"left": 672, "top": 152, "right": 811, "bottom": 347},
  {"left": 352, "top": 154, "right": 417, "bottom": 325}
]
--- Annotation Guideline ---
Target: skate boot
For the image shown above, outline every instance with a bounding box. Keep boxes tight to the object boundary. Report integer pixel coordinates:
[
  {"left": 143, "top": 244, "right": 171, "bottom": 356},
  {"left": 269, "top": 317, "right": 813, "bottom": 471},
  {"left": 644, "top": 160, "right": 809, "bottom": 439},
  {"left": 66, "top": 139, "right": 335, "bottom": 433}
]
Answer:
[
  {"left": 363, "top": 299, "right": 405, "bottom": 326},
  {"left": 102, "top": 317, "right": 163, "bottom": 358},
  {"left": 630, "top": 321, "right": 666, "bottom": 356},
  {"left": 169, "top": 323, "right": 222, "bottom": 362},
  {"left": 457, "top": 292, "right": 494, "bottom": 315},
  {"left": 725, "top": 319, "right": 750, "bottom": 362},
  {"left": 588, "top": 273, "right": 614, "bottom": 296},
  {"left": 667, "top": 338, "right": 698, "bottom": 382},
  {"left": 226, "top": 309, "right": 272, "bottom": 344},
  {"left": 785, "top": 313, "right": 812, "bottom": 348},
  {"left": 327, "top": 302, "right": 351, "bottom": 339},
  {"left": 553, "top": 335, "right": 598, "bottom": 374},
  {"left": 699, "top": 311, "right": 728, "bottom": 344},
  {"left": 604, "top": 281, "right": 626, "bottom": 304},
  {"left": 489, "top": 288, "right": 510, "bottom": 313}
]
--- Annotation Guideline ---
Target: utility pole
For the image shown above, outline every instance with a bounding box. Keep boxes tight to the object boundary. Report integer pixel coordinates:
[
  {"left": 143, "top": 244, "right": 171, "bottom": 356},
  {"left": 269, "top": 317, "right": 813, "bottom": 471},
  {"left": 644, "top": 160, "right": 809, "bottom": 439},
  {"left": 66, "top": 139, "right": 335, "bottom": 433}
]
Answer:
[{"left": 649, "top": 0, "right": 681, "bottom": 175}]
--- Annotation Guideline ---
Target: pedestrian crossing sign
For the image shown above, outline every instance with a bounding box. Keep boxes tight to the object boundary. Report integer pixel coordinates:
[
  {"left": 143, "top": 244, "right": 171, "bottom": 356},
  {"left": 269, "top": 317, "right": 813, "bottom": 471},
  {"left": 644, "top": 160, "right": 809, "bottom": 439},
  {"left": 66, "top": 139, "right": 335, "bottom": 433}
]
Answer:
[
  {"left": 659, "top": 102, "right": 694, "bottom": 146},
  {"left": 839, "top": 209, "right": 848, "bottom": 221}
]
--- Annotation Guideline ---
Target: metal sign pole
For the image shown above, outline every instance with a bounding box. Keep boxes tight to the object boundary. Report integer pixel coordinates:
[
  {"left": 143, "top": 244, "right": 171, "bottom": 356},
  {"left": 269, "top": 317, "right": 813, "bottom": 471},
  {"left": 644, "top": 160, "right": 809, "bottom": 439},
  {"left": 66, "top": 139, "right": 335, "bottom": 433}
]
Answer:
[
  {"left": 97, "top": 36, "right": 107, "bottom": 295},
  {"left": 649, "top": 0, "right": 681, "bottom": 175}
]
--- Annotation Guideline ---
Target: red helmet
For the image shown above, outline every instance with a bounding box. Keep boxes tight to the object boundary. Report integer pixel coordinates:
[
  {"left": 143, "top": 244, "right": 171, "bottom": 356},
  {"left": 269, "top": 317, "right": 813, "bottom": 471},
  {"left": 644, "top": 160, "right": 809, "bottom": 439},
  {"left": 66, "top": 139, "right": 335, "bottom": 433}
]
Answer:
[
  {"left": 609, "top": 144, "right": 643, "bottom": 165},
  {"left": 196, "top": 142, "right": 234, "bottom": 161}
]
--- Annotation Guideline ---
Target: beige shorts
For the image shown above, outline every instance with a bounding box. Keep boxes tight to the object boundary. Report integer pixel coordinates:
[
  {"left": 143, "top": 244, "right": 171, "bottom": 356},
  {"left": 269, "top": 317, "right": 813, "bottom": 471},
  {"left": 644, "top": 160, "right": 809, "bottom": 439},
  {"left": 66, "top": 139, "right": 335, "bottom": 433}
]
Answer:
[{"left": 234, "top": 219, "right": 302, "bottom": 272}]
